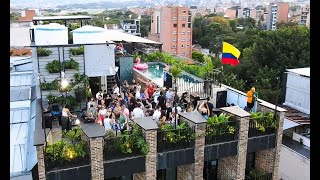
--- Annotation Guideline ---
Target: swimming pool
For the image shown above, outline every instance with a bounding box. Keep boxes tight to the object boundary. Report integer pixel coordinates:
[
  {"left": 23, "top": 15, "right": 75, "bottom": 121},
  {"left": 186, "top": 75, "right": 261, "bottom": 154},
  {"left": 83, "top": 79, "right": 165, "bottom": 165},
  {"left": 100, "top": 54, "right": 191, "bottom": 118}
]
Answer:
[{"left": 136, "top": 62, "right": 203, "bottom": 92}]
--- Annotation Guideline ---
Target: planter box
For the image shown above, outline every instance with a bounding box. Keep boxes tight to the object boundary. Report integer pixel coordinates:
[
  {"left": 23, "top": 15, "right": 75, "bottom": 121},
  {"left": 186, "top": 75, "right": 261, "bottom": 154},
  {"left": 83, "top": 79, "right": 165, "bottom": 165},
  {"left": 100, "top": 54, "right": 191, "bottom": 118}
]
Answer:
[
  {"left": 157, "top": 148, "right": 194, "bottom": 169},
  {"left": 46, "top": 164, "right": 91, "bottom": 180},
  {"left": 104, "top": 155, "right": 145, "bottom": 179},
  {"left": 204, "top": 140, "right": 238, "bottom": 161}
]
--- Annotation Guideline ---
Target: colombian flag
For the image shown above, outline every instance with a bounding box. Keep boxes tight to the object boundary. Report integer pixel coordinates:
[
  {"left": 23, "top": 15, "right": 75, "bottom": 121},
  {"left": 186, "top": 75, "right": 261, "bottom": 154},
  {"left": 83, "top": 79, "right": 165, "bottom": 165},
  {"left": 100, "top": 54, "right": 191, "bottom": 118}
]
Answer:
[{"left": 222, "top": 42, "right": 241, "bottom": 66}]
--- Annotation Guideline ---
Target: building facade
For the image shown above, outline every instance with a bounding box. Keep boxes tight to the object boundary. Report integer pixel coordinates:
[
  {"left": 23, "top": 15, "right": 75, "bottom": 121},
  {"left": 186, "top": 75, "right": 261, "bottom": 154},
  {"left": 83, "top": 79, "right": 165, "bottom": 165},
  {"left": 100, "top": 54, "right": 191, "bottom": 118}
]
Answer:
[
  {"left": 120, "top": 19, "right": 141, "bottom": 36},
  {"left": 18, "top": 9, "right": 36, "bottom": 22},
  {"left": 299, "top": 6, "right": 310, "bottom": 27},
  {"left": 267, "top": 2, "right": 289, "bottom": 30},
  {"left": 149, "top": 6, "right": 192, "bottom": 58}
]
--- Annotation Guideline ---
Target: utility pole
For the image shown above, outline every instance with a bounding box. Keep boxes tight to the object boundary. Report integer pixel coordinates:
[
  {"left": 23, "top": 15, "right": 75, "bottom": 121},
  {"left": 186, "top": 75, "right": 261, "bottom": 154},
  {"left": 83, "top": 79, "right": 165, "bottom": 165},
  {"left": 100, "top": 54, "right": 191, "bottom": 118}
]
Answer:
[{"left": 273, "top": 77, "right": 280, "bottom": 121}]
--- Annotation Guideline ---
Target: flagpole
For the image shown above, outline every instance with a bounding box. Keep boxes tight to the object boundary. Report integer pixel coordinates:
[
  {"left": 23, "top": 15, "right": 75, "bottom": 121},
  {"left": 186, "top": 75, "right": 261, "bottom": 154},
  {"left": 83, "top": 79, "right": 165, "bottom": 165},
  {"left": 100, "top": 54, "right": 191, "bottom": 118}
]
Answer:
[{"left": 220, "top": 41, "right": 223, "bottom": 88}]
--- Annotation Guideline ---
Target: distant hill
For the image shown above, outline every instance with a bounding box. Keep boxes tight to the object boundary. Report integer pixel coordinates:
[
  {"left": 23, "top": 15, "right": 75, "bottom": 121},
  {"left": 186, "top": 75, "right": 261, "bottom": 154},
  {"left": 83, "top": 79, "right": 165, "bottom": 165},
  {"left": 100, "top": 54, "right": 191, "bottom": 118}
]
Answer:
[
  {"left": 56, "top": 1, "right": 155, "bottom": 9},
  {"left": 11, "top": 0, "right": 213, "bottom": 9}
]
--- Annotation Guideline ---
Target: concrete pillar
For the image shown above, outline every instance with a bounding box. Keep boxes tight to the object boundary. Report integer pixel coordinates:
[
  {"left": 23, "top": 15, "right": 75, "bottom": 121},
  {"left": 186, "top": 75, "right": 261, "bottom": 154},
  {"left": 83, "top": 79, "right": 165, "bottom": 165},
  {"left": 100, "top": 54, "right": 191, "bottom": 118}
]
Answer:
[
  {"left": 257, "top": 103, "right": 286, "bottom": 179},
  {"left": 90, "top": 137, "right": 104, "bottom": 180},
  {"left": 272, "top": 111, "right": 285, "bottom": 180},
  {"left": 219, "top": 106, "right": 251, "bottom": 180},
  {"left": 36, "top": 145, "right": 46, "bottom": 180},
  {"left": 177, "top": 111, "right": 207, "bottom": 180},
  {"left": 145, "top": 129, "right": 157, "bottom": 180},
  {"left": 132, "top": 117, "right": 159, "bottom": 180},
  {"left": 81, "top": 124, "right": 106, "bottom": 180},
  {"left": 236, "top": 117, "right": 249, "bottom": 180}
]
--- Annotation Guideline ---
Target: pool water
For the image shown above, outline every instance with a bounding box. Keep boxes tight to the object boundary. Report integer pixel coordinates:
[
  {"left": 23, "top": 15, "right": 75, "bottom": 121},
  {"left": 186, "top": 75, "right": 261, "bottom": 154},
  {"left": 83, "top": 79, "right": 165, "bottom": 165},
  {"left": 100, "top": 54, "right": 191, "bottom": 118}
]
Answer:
[
  {"left": 137, "top": 63, "right": 165, "bottom": 86},
  {"left": 137, "top": 63, "right": 202, "bottom": 89}
]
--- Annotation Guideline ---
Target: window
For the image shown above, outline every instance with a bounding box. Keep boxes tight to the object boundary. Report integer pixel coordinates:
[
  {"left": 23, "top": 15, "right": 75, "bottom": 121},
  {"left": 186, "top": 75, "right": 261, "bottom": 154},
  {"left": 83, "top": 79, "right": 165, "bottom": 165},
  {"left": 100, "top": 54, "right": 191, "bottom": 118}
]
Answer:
[
  {"left": 187, "top": 38, "right": 190, "bottom": 42},
  {"left": 173, "top": 38, "right": 177, "bottom": 42},
  {"left": 182, "top": 24, "right": 186, "bottom": 28},
  {"left": 181, "top": 52, "right": 185, "bottom": 55},
  {"left": 181, "top": 38, "right": 185, "bottom": 42},
  {"left": 172, "top": 45, "right": 177, "bottom": 49},
  {"left": 182, "top": 10, "right": 186, "bottom": 13},
  {"left": 181, "top": 44, "right": 185, "bottom": 48},
  {"left": 182, "top": 16, "right": 186, "bottom": 20},
  {"left": 187, "top": 31, "right": 191, "bottom": 34},
  {"left": 173, "top": 24, "right": 177, "bottom": 28},
  {"left": 173, "top": 30, "right": 177, "bottom": 35},
  {"left": 173, "top": 16, "right": 177, "bottom": 20},
  {"left": 173, "top": 52, "right": 177, "bottom": 54},
  {"left": 181, "top": 31, "right": 185, "bottom": 35},
  {"left": 187, "top": 44, "right": 189, "bottom": 47},
  {"left": 188, "top": 23, "right": 191, "bottom": 28}
]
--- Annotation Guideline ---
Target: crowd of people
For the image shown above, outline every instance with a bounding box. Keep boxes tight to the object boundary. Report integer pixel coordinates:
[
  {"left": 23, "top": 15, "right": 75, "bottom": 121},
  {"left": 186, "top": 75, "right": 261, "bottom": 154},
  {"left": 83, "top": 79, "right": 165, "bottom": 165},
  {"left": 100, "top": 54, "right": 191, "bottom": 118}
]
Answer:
[{"left": 83, "top": 79, "right": 219, "bottom": 134}]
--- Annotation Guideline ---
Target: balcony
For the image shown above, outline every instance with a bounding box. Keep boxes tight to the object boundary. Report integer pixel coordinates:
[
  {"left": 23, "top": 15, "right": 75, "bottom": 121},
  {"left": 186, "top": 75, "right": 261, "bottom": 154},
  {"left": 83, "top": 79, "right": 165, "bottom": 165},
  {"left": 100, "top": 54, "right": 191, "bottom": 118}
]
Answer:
[{"left": 33, "top": 89, "right": 284, "bottom": 179}]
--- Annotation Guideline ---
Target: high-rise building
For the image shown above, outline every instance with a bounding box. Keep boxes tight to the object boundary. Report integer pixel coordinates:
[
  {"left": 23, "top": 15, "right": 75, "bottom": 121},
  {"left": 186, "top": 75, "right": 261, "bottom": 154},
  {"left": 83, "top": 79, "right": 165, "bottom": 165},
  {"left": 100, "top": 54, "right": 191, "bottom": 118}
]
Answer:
[
  {"left": 267, "top": 2, "right": 289, "bottom": 30},
  {"left": 149, "top": 6, "right": 192, "bottom": 58},
  {"left": 299, "top": 6, "right": 310, "bottom": 27}
]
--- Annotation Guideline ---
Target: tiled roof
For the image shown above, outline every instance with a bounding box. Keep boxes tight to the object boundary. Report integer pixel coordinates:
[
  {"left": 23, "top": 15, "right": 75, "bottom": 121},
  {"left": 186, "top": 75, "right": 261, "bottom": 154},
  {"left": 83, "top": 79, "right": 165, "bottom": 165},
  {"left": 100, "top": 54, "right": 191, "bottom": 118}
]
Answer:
[{"left": 280, "top": 105, "right": 310, "bottom": 125}]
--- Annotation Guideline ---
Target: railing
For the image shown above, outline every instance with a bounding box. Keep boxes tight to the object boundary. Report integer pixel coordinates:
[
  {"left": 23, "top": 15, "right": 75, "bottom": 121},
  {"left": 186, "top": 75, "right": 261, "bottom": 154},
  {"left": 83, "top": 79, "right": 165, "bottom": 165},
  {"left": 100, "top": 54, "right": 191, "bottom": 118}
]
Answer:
[
  {"left": 248, "top": 116, "right": 276, "bottom": 138},
  {"left": 245, "top": 172, "right": 272, "bottom": 180},
  {"left": 104, "top": 131, "right": 147, "bottom": 161},
  {"left": 157, "top": 127, "right": 195, "bottom": 152},
  {"left": 175, "top": 74, "right": 203, "bottom": 93},
  {"left": 205, "top": 121, "right": 239, "bottom": 145}
]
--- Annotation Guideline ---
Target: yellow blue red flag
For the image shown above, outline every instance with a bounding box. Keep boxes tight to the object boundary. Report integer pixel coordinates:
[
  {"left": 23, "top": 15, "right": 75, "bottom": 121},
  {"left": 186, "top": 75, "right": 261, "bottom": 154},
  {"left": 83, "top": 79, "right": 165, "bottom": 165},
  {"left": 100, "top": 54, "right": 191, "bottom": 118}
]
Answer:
[{"left": 222, "top": 42, "right": 241, "bottom": 66}]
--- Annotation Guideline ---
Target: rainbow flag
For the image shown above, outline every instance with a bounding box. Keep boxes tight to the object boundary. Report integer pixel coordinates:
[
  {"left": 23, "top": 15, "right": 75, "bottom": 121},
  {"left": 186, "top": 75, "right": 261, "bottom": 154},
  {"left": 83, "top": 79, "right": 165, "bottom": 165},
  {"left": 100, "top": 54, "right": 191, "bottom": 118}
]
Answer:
[{"left": 222, "top": 42, "right": 241, "bottom": 66}]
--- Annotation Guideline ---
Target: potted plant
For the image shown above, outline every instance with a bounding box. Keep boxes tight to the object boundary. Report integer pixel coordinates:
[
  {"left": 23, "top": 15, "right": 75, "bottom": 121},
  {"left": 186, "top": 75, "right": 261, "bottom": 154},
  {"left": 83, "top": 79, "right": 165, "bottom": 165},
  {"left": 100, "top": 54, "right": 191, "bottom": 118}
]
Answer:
[
  {"left": 63, "top": 58, "right": 79, "bottom": 70},
  {"left": 40, "top": 80, "right": 60, "bottom": 90},
  {"left": 70, "top": 46, "right": 84, "bottom": 55},
  {"left": 37, "top": 47, "right": 52, "bottom": 57},
  {"left": 46, "top": 60, "right": 62, "bottom": 73}
]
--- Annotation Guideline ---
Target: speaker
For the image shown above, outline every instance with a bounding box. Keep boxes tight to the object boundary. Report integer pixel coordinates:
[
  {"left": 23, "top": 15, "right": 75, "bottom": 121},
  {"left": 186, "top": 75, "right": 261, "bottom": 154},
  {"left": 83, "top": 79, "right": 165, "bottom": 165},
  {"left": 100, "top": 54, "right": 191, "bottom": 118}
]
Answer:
[{"left": 216, "top": 91, "right": 227, "bottom": 108}]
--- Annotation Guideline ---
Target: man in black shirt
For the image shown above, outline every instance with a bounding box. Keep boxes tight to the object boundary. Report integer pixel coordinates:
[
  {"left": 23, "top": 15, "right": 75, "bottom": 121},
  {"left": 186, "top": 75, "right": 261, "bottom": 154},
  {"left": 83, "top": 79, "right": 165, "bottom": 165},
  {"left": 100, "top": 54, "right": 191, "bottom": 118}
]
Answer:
[
  {"left": 165, "top": 103, "right": 172, "bottom": 121},
  {"left": 207, "top": 97, "right": 214, "bottom": 117},
  {"left": 157, "top": 91, "right": 167, "bottom": 111}
]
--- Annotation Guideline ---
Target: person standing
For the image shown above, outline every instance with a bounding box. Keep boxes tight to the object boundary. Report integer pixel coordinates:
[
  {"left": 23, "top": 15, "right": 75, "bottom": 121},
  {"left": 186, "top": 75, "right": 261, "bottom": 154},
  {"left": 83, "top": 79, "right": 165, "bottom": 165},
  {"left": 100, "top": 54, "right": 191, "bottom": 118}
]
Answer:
[
  {"left": 246, "top": 87, "right": 257, "bottom": 112},
  {"left": 152, "top": 106, "right": 162, "bottom": 124},
  {"left": 206, "top": 97, "right": 214, "bottom": 117},
  {"left": 61, "top": 104, "right": 77, "bottom": 132},
  {"left": 96, "top": 89, "right": 103, "bottom": 99},
  {"left": 157, "top": 91, "right": 167, "bottom": 111},
  {"left": 132, "top": 103, "right": 145, "bottom": 119}
]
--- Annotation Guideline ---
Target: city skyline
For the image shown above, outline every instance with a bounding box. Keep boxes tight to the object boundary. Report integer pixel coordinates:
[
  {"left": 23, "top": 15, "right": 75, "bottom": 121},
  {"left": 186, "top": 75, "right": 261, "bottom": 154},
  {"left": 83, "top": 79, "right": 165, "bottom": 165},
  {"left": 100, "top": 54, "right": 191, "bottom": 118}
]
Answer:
[{"left": 10, "top": 0, "right": 309, "bottom": 9}]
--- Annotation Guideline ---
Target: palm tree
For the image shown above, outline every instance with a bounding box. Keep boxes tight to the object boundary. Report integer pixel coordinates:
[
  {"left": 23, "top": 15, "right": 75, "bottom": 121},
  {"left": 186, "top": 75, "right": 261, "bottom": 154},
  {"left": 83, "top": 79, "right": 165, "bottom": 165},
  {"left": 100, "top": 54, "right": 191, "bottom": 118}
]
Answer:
[{"left": 171, "top": 64, "right": 182, "bottom": 128}]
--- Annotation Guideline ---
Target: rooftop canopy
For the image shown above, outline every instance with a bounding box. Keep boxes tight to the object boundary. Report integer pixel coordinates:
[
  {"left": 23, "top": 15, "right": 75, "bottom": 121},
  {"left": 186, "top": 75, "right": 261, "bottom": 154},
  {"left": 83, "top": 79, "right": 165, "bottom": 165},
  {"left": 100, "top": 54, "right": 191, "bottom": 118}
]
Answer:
[
  {"left": 286, "top": 67, "right": 310, "bottom": 77},
  {"left": 104, "top": 30, "right": 162, "bottom": 45},
  {"left": 33, "top": 15, "right": 92, "bottom": 21}
]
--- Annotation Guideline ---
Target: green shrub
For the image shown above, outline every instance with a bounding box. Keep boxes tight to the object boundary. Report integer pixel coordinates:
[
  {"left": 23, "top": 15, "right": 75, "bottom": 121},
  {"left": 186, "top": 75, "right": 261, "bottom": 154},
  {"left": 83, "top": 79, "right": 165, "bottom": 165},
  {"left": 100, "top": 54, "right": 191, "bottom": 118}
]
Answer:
[
  {"left": 40, "top": 79, "right": 60, "bottom": 90},
  {"left": 46, "top": 60, "right": 62, "bottom": 73},
  {"left": 37, "top": 47, "right": 52, "bottom": 56},
  {"left": 63, "top": 58, "right": 79, "bottom": 70},
  {"left": 46, "top": 128, "right": 89, "bottom": 169},
  {"left": 70, "top": 46, "right": 84, "bottom": 55}
]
